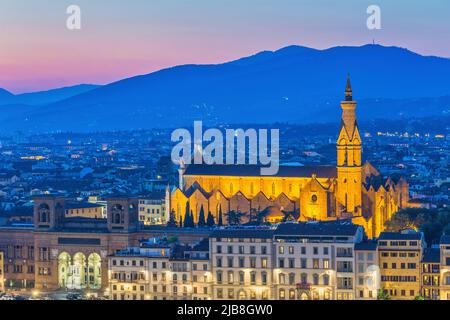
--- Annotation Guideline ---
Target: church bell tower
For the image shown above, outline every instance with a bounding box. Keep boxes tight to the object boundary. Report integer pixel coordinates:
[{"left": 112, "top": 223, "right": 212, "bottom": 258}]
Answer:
[{"left": 336, "top": 75, "right": 362, "bottom": 216}]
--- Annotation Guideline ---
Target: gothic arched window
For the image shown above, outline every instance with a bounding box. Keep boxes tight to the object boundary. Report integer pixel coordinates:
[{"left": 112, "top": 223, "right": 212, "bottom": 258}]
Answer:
[
  {"left": 38, "top": 203, "right": 50, "bottom": 223},
  {"left": 111, "top": 204, "right": 124, "bottom": 224}
]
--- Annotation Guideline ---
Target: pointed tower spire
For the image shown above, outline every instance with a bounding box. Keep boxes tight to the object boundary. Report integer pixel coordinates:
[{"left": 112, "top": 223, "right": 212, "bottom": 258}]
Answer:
[{"left": 345, "top": 73, "right": 352, "bottom": 101}]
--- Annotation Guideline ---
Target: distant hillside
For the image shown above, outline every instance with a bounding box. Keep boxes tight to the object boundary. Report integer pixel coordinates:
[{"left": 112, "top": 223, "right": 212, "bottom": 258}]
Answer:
[
  {"left": 0, "top": 84, "right": 100, "bottom": 106},
  {"left": 1, "top": 44, "right": 450, "bottom": 133},
  {"left": 0, "top": 88, "right": 14, "bottom": 101}
]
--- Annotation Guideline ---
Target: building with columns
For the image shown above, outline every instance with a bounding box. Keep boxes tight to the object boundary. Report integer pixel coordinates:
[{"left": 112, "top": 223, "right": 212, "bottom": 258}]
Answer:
[
  {"left": 170, "top": 76, "right": 410, "bottom": 238},
  {"left": 0, "top": 195, "right": 209, "bottom": 292}
]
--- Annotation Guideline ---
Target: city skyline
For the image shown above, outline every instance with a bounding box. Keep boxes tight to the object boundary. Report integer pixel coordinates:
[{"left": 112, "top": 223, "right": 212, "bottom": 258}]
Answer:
[
  {"left": 1, "top": 0, "right": 450, "bottom": 93},
  {"left": 0, "top": 0, "right": 449, "bottom": 304}
]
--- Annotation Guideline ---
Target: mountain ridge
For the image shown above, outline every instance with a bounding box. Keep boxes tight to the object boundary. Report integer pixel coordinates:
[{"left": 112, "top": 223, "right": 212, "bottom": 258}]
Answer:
[
  {"left": 1, "top": 44, "right": 450, "bottom": 133},
  {"left": 0, "top": 84, "right": 101, "bottom": 106}
]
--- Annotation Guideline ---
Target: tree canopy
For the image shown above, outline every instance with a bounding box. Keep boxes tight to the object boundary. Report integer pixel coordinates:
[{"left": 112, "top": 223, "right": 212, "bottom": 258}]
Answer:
[{"left": 385, "top": 208, "right": 450, "bottom": 245}]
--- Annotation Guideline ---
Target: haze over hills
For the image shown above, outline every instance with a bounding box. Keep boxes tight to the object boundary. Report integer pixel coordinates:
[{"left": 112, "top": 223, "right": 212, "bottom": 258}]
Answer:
[
  {"left": 0, "top": 84, "right": 100, "bottom": 107},
  {"left": 1, "top": 44, "right": 450, "bottom": 133},
  {"left": 0, "top": 88, "right": 14, "bottom": 100}
]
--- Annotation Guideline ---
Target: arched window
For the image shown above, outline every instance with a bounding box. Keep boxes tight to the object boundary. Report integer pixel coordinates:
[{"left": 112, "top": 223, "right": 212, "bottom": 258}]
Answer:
[
  {"left": 228, "top": 271, "right": 234, "bottom": 284},
  {"left": 250, "top": 271, "right": 256, "bottom": 285},
  {"left": 87, "top": 253, "right": 102, "bottom": 289},
  {"left": 279, "top": 289, "right": 285, "bottom": 299},
  {"left": 38, "top": 203, "right": 50, "bottom": 223},
  {"left": 239, "top": 271, "right": 245, "bottom": 284},
  {"left": 111, "top": 204, "right": 124, "bottom": 224},
  {"left": 279, "top": 273, "right": 286, "bottom": 284},
  {"left": 289, "top": 289, "right": 296, "bottom": 300},
  {"left": 288, "top": 273, "right": 295, "bottom": 285},
  {"left": 261, "top": 271, "right": 267, "bottom": 285},
  {"left": 216, "top": 271, "right": 222, "bottom": 284},
  {"left": 323, "top": 274, "right": 330, "bottom": 286},
  {"left": 301, "top": 273, "right": 308, "bottom": 284},
  {"left": 313, "top": 273, "right": 319, "bottom": 285}
]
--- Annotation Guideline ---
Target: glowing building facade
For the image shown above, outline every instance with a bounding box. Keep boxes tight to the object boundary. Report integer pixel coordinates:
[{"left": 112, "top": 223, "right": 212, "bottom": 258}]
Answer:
[{"left": 170, "top": 77, "right": 410, "bottom": 238}]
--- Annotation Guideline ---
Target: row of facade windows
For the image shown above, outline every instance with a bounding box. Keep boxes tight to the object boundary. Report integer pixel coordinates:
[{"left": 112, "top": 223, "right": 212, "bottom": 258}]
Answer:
[{"left": 381, "top": 262, "right": 417, "bottom": 269}]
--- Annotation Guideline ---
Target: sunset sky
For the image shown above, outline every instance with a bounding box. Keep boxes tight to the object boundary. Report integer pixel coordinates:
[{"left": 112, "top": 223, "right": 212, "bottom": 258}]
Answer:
[{"left": 1, "top": 0, "right": 449, "bottom": 93}]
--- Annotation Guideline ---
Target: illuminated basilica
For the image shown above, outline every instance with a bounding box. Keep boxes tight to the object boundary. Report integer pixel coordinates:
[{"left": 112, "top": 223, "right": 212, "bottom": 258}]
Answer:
[{"left": 170, "top": 77, "right": 410, "bottom": 238}]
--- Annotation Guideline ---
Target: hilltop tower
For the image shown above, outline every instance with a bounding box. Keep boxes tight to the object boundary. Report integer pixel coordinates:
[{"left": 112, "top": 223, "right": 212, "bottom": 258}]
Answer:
[{"left": 336, "top": 75, "right": 362, "bottom": 216}]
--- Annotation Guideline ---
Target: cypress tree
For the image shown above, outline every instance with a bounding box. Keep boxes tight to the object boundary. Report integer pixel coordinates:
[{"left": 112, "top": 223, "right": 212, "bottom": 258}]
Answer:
[
  {"left": 206, "top": 211, "right": 215, "bottom": 227},
  {"left": 179, "top": 214, "right": 183, "bottom": 228},
  {"left": 168, "top": 209, "right": 177, "bottom": 227},
  {"left": 218, "top": 206, "right": 223, "bottom": 226},
  {"left": 198, "top": 205, "right": 206, "bottom": 226},
  {"left": 184, "top": 202, "right": 191, "bottom": 227},
  {"left": 190, "top": 210, "right": 195, "bottom": 227}
]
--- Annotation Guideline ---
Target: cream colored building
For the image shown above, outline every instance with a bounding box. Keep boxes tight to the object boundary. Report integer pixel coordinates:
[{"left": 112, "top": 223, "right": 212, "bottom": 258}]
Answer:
[
  {"left": 65, "top": 201, "right": 106, "bottom": 219},
  {"left": 0, "top": 251, "right": 4, "bottom": 293},
  {"left": 108, "top": 220, "right": 366, "bottom": 300},
  {"left": 186, "top": 239, "right": 212, "bottom": 300},
  {"left": 272, "top": 222, "right": 363, "bottom": 300},
  {"left": 138, "top": 196, "right": 167, "bottom": 225},
  {"left": 210, "top": 229, "right": 274, "bottom": 300},
  {"left": 378, "top": 231, "right": 424, "bottom": 300},
  {"left": 421, "top": 248, "right": 440, "bottom": 300},
  {"left": 107, "top": 223, "right": 450, "bottom": 300},
  {"left": 355, "top": 241, "right": 379, "bottom": 299},
  {"left": 108, "top": 238, "right": 211, "bottom": 300},
  {"left": 439, "top": 235, "right": 450, "bottom": 300}
]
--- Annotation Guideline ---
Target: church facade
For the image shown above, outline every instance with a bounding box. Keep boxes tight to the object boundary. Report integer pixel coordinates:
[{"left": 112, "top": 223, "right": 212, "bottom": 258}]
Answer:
[{"left": 170, "top": 77, "right": 410, "bottom": 238}]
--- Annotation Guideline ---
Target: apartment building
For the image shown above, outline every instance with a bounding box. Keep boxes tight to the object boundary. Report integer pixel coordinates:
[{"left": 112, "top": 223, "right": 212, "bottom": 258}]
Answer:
[
  {"left": 109, "top": 237, "right": 211, "bottom": 300},
  {"left": 209, "top": 228, "right": 274, "bottom": 300},
  {"left": 272, "top": 222, "right": 364, "bottom": 300},
  {"left": 378, "top": 230, "right": 424, "bottom": 300},
  {"left": 421, "top": 248, "right": 440, "bottom": 300},
  {"left": 106, "top": 222, "right": 450, "bottom": 300},
  {"left": 0, "top": 251, "right": 4, "bottom": 293},
  {"left": 355, "top": 241, "right": 379, "bottom": 300},
  {"left": 185, "top": 239, "right": 212, "bottom": 300},
  {"left": 109, "top": 239, "right": 171, "bottom": 300},
  {"left": 439, "top": 235, "right": 450, "bottom": 300},
  {"left": 138, "top": 195, "right": 167, "bottom": 225}
]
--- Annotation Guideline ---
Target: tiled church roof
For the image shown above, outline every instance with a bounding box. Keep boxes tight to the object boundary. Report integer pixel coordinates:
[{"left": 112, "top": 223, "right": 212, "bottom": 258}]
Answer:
[{"left": 184, "top": 164, "right": 337, "bottom": 178}]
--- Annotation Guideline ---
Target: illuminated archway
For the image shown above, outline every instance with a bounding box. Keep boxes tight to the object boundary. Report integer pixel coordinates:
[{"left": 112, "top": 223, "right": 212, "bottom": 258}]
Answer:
[
  {"left": 87, "top": 253, "right": 102, "bottom": 289},
  {"left": 238, "top": 290, "right": 247, "bottom": 300},
  {"left": 72, "top": 252, "right": 87, "bottom": 289},
  {"left": 58, "top": 252, "right": 71, "bottom": 288}
]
